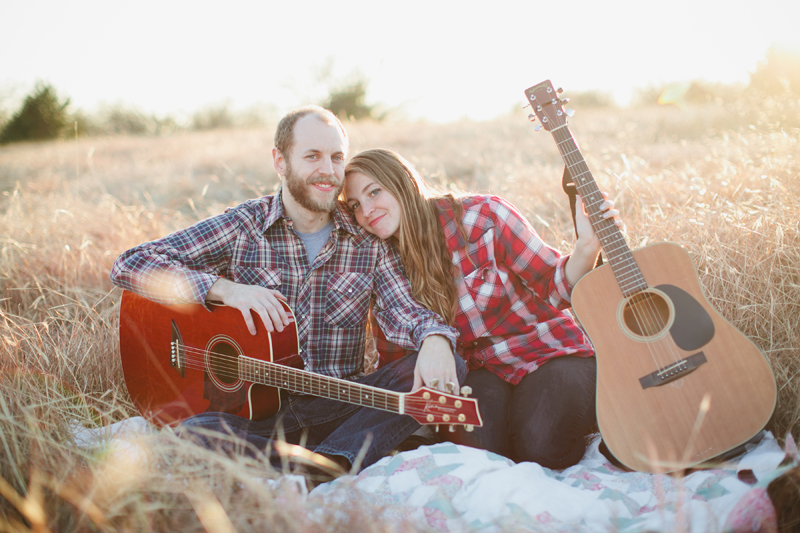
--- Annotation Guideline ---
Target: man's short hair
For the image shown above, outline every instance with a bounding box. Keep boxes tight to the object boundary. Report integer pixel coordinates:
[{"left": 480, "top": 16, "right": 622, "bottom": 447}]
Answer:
[{"left": 274, "top": 105, "right": 348, "bottom": 157}]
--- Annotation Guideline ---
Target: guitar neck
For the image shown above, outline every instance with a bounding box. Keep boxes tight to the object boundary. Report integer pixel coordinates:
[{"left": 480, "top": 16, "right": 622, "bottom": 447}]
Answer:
[
  {"left": 551, "top": 125, "right": 647, "bottom": 296},
  {"left": 239, "top": 356, "right": 403, "bottom": 413}
]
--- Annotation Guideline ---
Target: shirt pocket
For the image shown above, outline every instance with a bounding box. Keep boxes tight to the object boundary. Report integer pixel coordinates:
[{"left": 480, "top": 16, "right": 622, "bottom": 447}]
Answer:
[
  {"left": 324, "top": 272, "right": 373, "bottom": 329},
  {"left": 463, "top": 262, "right": 508, "bottom": 313},
  {"left": 231, "top": 266, "right": 282, "bottom": 289}
]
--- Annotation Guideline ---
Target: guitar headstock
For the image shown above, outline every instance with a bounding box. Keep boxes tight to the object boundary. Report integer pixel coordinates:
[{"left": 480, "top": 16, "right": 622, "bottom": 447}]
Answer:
[
  {"left": 524, "top": 80, "right": 571, "bottom": 132},
  {"left": 404, "top": 386, "right": 483, "bottom": 431}
]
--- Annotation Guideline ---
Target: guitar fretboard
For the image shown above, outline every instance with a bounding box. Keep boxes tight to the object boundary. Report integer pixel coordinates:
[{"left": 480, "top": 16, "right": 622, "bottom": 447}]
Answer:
[
  {"left": 238, "top": 356, "right": 402, "bottom": 413},
  {"left": 552, "top": 126, "right": 648, "bottom": 297}
]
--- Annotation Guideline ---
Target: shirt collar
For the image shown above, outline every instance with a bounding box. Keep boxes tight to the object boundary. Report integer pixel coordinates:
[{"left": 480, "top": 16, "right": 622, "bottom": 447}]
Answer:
[
  {"left": 333, "top": 201, "right": 372, "bottom": 247},
  {"left": 263, "top": 189, "right": 287, "bottom": 229}
]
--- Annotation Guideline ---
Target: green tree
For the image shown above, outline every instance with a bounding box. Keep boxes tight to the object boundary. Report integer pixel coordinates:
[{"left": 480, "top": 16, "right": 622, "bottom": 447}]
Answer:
[
  {"left": 0, "top": 83, "right": 71, "bottom": 144},
  {"left": 322, "top": 79, "right": 380, "bottom": 121}
]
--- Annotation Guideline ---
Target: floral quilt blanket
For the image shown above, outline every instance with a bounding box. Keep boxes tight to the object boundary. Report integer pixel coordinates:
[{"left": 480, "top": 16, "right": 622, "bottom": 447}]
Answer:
[
  {"left": 73, "top": 419, "right": 795, "bottom": 532},
  {"left": 311, "top": 433, "right": 794, "bottom": 532}
]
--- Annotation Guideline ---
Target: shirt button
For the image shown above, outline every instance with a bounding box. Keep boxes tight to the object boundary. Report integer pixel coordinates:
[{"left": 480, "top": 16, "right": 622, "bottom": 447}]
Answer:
[{"left": 348, "top": 289, "right": 353, "bottom": 293}]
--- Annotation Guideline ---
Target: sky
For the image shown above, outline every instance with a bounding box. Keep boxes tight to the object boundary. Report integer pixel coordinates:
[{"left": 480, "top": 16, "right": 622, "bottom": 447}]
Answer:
[{"left": 2, "top": 0, "right": 799, "bottom": 123}]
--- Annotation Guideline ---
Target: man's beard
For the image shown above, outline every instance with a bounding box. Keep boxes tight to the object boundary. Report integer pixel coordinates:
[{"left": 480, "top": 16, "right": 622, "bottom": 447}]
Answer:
[{"left": 284, "top": 160, "right": 343, "bottom": 213}]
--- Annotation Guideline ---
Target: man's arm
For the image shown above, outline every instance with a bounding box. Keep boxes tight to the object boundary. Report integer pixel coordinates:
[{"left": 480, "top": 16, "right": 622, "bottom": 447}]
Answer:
[{"left": 110, "top": 206, "right": 289, "bottom": 334}]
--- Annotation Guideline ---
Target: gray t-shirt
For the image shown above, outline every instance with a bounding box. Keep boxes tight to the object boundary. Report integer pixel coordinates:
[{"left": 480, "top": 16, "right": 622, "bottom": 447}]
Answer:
[{"left": 294, "top": 220, "right": 335, "bottom": 264}]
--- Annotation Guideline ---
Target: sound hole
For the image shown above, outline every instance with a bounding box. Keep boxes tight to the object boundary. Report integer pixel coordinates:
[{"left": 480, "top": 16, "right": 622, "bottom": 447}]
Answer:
[
  {"left": 622, "top": 290, "right": 671, "bottom": 338},
  {"left": 209, "top": 341, "right": 239, "bottom": 385}
]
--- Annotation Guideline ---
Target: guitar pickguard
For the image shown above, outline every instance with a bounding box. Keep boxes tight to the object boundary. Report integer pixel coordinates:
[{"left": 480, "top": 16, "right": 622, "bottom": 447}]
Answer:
[{"left": 658, "top": 284, "right": 715, "bottom": 351}]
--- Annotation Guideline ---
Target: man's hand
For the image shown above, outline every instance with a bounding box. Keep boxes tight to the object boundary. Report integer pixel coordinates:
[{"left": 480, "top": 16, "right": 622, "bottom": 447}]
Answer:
[
  {"left": 412, "top": 335, "right": 460, "bottom": 393},
  {"left": 207, "top": 278, "right": 290, "bottom": 335}
]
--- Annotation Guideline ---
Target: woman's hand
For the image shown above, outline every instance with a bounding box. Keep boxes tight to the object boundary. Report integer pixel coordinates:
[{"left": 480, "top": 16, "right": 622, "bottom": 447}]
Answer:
[
  {"left": 412, "top": 335, "right": 460, "bottom": 393},
  {"left": 565, "top": 192, "right": 623, "bottom": 287}
]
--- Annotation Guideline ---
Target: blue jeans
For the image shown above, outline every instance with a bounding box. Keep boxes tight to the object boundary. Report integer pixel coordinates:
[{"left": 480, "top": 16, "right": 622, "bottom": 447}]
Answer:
[
  {"left": 446, "top": 356, "right": 597, "bottom": 469},
  {"left": 178, "top": 351, "right": 467, "bottom": 471}
]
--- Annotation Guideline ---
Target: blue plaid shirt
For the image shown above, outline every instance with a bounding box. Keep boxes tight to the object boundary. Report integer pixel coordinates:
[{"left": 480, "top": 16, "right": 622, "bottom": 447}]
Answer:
[{"left": 110, "top": 191, "right": 458, "bottom": 379}]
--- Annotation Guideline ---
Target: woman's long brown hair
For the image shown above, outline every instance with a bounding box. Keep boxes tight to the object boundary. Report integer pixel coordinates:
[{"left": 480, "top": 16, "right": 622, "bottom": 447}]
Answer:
[{"left": 345, "top": 149, "right": 465, "bottom": 325}]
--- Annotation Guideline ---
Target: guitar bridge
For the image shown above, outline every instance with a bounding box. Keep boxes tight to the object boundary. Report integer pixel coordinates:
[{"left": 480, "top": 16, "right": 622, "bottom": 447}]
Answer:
[
  {"left": 170, "top": 320, "right": 186, "bottom": 378},
  {"left": 639, "top": 352, "right": 707, "bottom": 389}
]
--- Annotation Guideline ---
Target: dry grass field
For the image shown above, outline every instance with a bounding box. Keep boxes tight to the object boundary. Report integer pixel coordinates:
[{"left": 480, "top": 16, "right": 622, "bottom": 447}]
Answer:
[{"left": 1, "top": 99, "right": 798, "bottom": 531}]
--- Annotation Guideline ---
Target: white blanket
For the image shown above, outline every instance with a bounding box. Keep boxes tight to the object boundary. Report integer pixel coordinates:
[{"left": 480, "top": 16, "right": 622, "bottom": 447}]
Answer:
[{"left": 73, "top": 419, "right": 794, "bottom": 532}]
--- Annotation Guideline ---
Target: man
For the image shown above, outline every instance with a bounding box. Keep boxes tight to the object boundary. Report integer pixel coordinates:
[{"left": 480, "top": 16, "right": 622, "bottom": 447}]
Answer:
[{"left": 111, "top": 105, "right": 464, "bottom": 478}]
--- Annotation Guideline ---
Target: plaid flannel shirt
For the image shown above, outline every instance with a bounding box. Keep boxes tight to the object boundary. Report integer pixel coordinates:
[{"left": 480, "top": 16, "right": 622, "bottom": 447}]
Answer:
[
  {"left": 372, "top": 195, "right": 593, "bottom": 385},
  {"left": 110, "top": 191, "right": 458, "bottom": 379}
]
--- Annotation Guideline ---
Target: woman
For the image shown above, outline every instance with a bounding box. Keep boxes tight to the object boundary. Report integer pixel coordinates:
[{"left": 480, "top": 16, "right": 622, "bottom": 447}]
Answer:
[{"left": 343, "top": 148, "right": 622, "bottom": 469}]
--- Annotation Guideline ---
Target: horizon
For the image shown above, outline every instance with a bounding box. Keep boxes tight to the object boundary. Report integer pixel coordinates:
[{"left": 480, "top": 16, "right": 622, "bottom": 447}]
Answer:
[{"left": 2, "top": 0, "right": 800, "bottom": 123}]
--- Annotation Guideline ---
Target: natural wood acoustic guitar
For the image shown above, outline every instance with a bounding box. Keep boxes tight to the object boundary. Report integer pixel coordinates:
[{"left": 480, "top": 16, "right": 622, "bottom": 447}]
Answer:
[
  {"left": 119, "top": 290, "right": 482, "bottom": 431},
  {"left": 524, "top": 80, "right": 776, "bottom": 473}
]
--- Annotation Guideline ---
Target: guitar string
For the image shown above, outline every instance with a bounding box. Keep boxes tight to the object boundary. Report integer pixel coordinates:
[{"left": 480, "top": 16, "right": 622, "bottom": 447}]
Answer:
[
  {"left": 168, "top": 344, "right": 473, "bottom": 421},
  {"left": 554, "top": 126, "right": 684, "bottom": 371},
  {"left": 175, "top": 345, "right": 400, "bottom": 409},
  {"left": 563, "top": 152, "right": 676, "bottom": 370},
  {"left": 553, "top": 129, "right": 667, "bottom": 367},
  {"left": 161, "top": 349, "right": 472, "bottom": 423}
]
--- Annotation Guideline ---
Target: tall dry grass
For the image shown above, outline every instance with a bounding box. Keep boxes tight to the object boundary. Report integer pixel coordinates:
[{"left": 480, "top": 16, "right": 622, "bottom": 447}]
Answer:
[{"left": 1, "top": 97, "right": 798, "bottom": 530}]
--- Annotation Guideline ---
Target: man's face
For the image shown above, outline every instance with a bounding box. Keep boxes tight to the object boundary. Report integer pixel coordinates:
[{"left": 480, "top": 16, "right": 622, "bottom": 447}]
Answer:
[{"left": 279, "top": 115, "right": 347, "bottom": 214}]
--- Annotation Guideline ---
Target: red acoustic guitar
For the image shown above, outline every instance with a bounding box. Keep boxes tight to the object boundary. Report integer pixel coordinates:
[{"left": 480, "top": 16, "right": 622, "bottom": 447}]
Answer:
[
  {"left": 119, "top": 290, "right": 482, "bottom": 430},
  {"left": 524, "top": 80, "right": 776, "bottom": 473}
]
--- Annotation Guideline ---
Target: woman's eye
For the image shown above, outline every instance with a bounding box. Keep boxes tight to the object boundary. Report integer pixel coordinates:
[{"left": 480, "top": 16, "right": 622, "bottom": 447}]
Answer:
[
  {"left": 350, "top": 202, "right": 360, "bottom": 212},
  {"left": 369, "top": 188, "right": 380, "bottom": 197}
]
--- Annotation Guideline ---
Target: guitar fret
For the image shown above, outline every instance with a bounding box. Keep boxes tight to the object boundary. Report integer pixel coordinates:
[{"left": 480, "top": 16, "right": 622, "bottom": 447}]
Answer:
[
  {"left": 549, "top": 125, "right": 652, "bottom": 296},
  {"left": 238, "top": 355, "right": 409, "bottom": 418}
]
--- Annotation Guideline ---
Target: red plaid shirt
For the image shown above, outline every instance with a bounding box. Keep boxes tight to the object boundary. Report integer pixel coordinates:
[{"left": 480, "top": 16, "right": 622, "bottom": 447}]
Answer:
[
  {"left": 373, "top": 195, "right": 593, "bottom": 385},
  {"left": 111, "top": 191, "right": 458, "bottom": 379}
]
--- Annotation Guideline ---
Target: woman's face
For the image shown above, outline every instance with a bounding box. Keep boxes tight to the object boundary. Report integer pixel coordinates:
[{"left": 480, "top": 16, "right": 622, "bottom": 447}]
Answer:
[{"left": 343, "top": 171, "right": 402, "bottom": 239}]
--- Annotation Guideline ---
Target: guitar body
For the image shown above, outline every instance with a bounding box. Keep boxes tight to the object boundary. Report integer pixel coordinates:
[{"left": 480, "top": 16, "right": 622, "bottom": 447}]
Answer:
[
  {"left": 572, "top": 242, "right": 776, "bottom": 472},
  {"left": 119, "top": 290, "right": 302, "bottom": 427}
]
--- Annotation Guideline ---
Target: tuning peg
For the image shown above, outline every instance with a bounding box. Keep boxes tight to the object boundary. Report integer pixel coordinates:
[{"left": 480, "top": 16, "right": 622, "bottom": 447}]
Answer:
[
  {"left": 565, "top": 109, "right": 575, "bottom": 117},
  {"left": 561, "top": 98, "right": 570, "bottom": 104},
  {"left": 534, "top": 125, "right": 542, "bottom": 131},
  {"left": 557, "top": 87, "right": 564, "bottom": 94},
  {"left": 465, "top": 425, "right": 474, "bottom": 432},
  {"left": 448, "top": 425, "right": 456, "bottom": 432},
  {"left": 460, "top": 386, "right": 472, "bottom": 397},
  {"left": 435, "top": 424, "right": 440, "bottom": 433},
  {"left": 527, "top": 113, "right": 536, "bottom": 122},
  {"left": 522, "top": 103, "right": 530, "bottom": 109}
]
